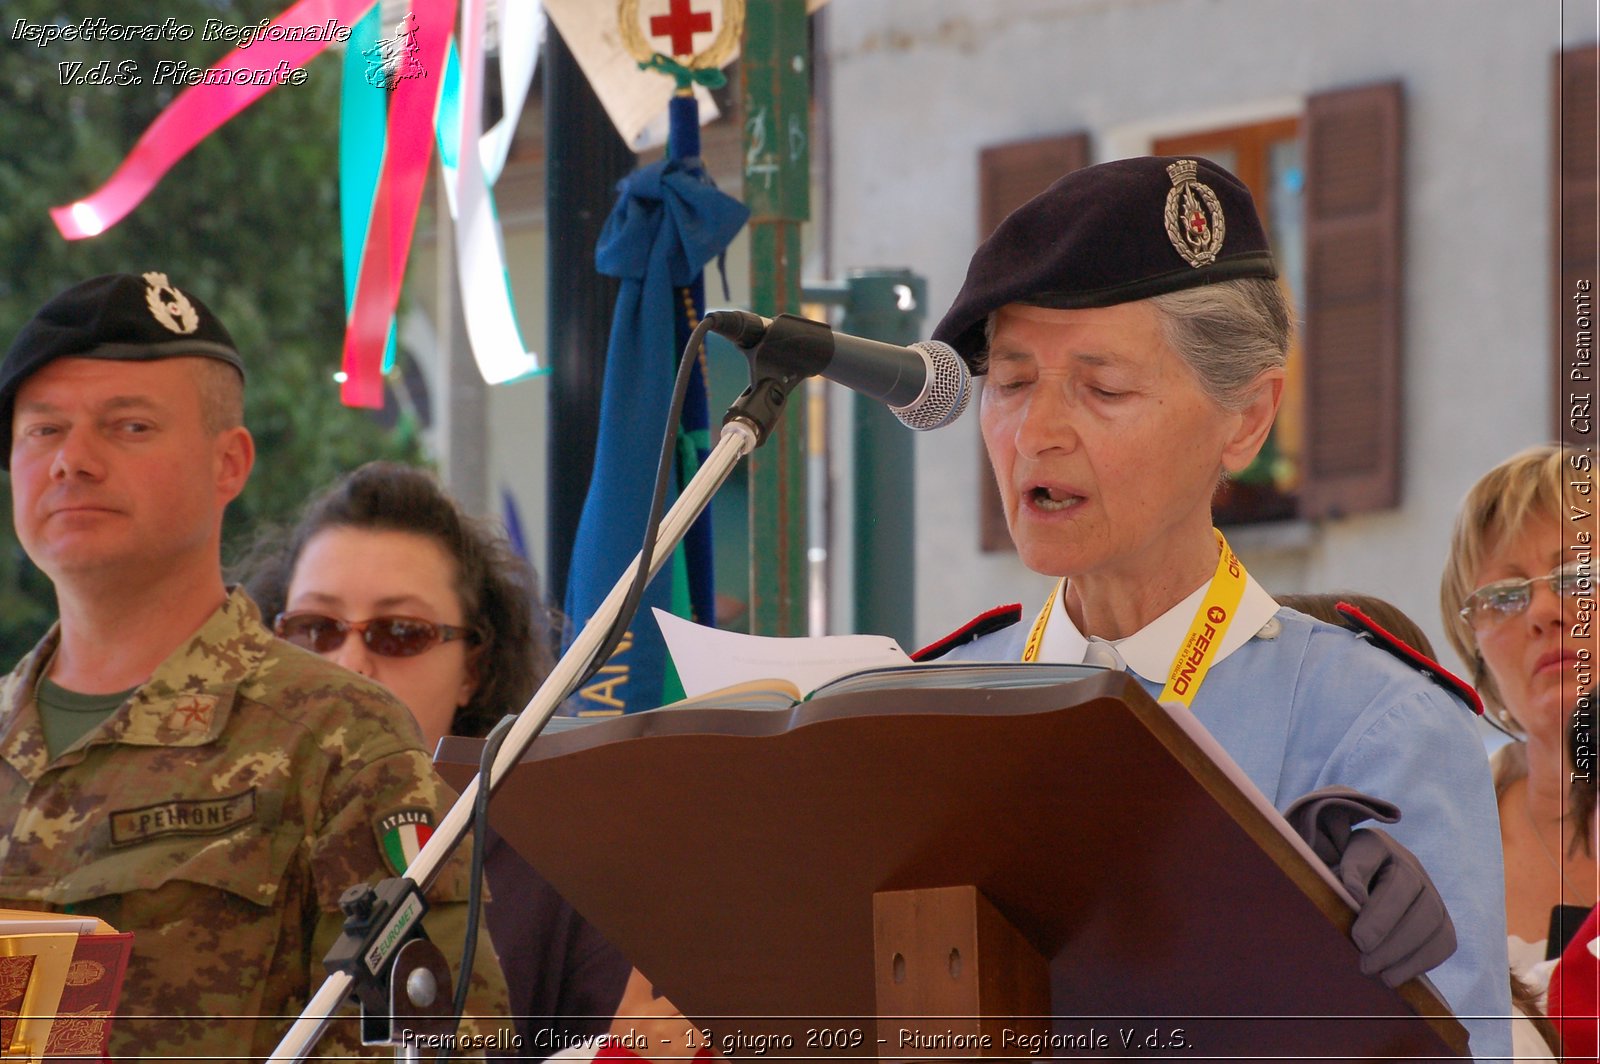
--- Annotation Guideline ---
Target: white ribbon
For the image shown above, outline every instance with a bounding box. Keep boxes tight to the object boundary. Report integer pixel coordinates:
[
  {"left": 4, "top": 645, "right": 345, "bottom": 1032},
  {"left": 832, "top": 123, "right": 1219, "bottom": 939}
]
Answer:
[
  {"left": 480, "top": 0, "right": 544, "bottom": 181},
  {"left": 439, "top": 0, "right": 543, "bottom": 384}
]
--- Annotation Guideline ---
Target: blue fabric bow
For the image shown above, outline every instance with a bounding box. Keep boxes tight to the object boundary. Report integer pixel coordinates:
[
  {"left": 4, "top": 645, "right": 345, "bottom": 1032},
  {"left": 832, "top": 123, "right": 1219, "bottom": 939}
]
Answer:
[{"left": 564, "top": 97, "right": 748, "bottom": 714}]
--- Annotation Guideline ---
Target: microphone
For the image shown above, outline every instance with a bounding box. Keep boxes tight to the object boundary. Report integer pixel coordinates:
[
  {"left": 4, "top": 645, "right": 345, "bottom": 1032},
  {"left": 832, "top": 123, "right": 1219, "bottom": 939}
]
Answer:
[{"left": 703, "top": 311, "right": 972, "bottom": 430}]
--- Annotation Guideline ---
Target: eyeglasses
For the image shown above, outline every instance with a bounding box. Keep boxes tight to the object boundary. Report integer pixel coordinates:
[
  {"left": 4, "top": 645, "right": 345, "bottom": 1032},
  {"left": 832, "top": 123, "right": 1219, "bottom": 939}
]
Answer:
[
  {"left": 1458, "top": 562, "right": 1590, "bottom": 630},
  {"left": 274, "top": 612, "right": 476, "bottom": 658}
]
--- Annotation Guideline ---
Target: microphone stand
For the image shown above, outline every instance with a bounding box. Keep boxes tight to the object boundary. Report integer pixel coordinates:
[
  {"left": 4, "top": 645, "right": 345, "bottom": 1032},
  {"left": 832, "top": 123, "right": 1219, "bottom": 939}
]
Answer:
[{"left": 268, "top": 415, "right": 765, "bottom": 1062}]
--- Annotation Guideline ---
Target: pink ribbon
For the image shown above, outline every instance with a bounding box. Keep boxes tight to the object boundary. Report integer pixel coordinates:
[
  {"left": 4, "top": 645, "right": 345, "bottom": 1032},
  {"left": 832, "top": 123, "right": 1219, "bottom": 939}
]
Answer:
[
  {"left": 339, "top": 0, "right": 457, "bottom": 408},
  {"left": 49, "top": 0, "right": 378, "bottom": 240}
]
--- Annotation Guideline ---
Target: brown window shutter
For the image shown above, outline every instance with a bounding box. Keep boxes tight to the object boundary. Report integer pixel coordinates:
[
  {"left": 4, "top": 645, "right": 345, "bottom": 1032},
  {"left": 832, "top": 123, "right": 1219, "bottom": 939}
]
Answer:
[
  {"left": 979, "top": 135, "right": 1092, "bottom": 238},
  {"left": 1554, "top": 45, "right": 1599, "bottom": 445},
  {"left": 1300, "top": 81, "right": 1405, "bottom": 519},
  {"left": 974, "top": 133, "right": 1090, "bottom": 553}
]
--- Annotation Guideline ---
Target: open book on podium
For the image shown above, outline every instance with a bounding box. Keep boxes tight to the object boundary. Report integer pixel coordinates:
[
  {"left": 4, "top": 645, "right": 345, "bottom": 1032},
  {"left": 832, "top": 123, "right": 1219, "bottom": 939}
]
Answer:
[
  {"left": 0, "top": 910, "right": 131, "bottom": 1061},
  {"left": 436, "top": 665, "right": 1470, "bottom": 1061}
]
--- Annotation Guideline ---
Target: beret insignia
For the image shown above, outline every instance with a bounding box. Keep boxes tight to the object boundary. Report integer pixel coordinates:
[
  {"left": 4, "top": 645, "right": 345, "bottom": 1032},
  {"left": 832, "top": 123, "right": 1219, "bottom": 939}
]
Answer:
[
  {"left": 1164, "top": 159, "right": 1226, "bottom": 268},
  {"left": 142, "top": 272, "right": 201, "bottom": 335}
]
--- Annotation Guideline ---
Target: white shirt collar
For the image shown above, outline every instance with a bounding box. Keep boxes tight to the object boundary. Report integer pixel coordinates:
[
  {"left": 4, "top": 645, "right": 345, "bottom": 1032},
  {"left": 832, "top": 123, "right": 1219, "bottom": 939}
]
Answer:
[{"left": 1036, "top": 571, "right": 1280, "bottom": 679}]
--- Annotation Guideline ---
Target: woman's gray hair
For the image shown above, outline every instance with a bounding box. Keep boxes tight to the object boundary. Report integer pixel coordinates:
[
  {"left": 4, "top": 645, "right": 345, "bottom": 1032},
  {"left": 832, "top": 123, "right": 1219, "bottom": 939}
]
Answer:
[
  {"left": 1149, "top": 277, "right": 1291, "bottom": 411},
  {"left": 979, "top": 278, "right": 1291, "bottom": 410}
]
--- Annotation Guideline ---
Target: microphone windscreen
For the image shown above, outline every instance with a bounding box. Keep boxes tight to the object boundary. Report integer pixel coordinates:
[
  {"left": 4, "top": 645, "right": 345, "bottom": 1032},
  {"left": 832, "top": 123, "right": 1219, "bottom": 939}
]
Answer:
[{"left": 892, "top": 341, "right": 971, "bottom": 430}]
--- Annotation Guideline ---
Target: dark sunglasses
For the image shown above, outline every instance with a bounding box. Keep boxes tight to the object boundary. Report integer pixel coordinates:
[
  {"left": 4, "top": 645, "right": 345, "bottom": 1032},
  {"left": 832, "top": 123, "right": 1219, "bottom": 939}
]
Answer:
[{"left": 274, "top": 612, "right": 476, "bottom": 658}]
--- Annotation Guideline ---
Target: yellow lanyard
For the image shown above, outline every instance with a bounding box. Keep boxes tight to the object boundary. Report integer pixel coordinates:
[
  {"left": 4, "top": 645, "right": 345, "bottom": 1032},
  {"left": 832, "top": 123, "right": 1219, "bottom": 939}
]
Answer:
[
  {"left": 1020, "top": 529, "right": 1248, "bottom": 708},
  {"left": 1021, "top": 579, "right": 1063, "bottom": 665}
]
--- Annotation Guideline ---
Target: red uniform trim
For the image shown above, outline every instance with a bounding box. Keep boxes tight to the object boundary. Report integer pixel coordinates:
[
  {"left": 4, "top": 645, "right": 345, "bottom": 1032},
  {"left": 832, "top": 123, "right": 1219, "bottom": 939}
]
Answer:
[
  {"left": 913, "top": 603, "right": 1023, "bottom": 662},
  {"left": 1334, "top": 601, "right": 1484, "bottom": 715}
]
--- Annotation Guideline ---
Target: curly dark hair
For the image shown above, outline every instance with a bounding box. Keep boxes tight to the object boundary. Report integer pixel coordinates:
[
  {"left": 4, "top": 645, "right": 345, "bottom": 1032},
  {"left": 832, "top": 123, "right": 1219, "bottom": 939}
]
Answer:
[{"left": 240, "top": 462, "right": 556, "bottom": 739}]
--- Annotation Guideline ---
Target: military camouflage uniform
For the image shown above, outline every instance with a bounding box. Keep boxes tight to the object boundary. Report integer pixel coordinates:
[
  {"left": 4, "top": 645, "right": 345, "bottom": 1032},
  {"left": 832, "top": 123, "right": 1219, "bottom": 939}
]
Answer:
[{"left": 0, "top": 589, "right": 511, "bottom": 1060}]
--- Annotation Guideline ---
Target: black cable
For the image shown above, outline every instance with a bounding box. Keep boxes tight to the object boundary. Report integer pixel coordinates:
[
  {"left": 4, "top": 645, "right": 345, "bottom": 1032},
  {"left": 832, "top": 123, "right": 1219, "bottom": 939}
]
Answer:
[
  {"left": 446, "top": 711, "right": 517, "bottom": 1045},
  {"left": 442, "top": 316, "right": 716, "bottom": 1048}
]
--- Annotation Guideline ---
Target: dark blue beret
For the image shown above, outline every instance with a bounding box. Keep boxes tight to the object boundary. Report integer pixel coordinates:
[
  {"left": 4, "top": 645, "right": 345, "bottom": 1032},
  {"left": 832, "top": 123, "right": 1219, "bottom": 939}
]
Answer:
[
  {"left": 0, "top": 272, "right": 243, "bottom": 468},
  {"left": 932, "top": 156, "right": 1277, "bottom": 370}
]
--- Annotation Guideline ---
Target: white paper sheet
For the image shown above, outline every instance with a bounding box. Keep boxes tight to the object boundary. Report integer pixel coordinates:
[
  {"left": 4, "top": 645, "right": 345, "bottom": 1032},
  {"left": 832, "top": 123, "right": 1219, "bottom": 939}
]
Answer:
[{"left": 653, "top": 609, "right": 911, "bottom": 699}]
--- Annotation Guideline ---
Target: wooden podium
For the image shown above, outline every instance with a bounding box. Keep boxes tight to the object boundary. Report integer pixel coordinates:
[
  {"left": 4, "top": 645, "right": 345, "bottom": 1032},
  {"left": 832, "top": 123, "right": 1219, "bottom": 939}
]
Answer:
[{"left": 436, "top": 671, "right": 1469, "bottom": 1061}]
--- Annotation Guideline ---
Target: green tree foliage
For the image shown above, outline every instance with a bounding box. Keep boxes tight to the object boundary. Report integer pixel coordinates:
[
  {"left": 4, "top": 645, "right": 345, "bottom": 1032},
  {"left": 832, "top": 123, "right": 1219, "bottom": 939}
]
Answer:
[{"left": 0, "top": 0, "right": 422, "bottom": 662}]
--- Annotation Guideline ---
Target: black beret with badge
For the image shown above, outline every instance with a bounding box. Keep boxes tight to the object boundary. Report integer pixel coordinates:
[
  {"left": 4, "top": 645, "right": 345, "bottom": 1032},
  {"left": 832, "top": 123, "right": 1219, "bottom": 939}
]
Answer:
[
  {"left": 932, "top": 155, "right": 1279, "bottom": 371},
  {"left": 0, "top": 272, "right": 243, "bottom": 468}
]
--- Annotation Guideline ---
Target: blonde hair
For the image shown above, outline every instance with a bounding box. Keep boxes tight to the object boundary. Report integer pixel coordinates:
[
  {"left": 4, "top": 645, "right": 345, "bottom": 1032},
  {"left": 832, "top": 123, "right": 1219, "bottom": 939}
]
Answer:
[{"left": 1439, "top": 444, "right": 1569, "bottom": 728}]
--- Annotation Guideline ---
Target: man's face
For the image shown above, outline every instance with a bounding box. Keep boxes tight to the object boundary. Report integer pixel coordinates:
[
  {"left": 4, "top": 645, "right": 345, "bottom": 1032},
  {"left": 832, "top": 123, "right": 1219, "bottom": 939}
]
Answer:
[{"left": 9, "top": 357, "right": 250, "bottom": 583}]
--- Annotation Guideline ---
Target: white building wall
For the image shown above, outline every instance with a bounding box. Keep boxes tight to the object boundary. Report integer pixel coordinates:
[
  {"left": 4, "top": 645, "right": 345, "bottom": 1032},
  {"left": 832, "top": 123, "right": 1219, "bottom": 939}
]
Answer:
[{"left": 822, "top": 0, "right": 1597, "bottom": 671}]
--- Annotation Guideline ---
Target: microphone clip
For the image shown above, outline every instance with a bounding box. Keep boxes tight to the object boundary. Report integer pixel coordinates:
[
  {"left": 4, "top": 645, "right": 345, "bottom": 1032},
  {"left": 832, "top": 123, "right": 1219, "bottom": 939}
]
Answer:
[
  {"left": 714, "top": 313, "right": 833, "bottom": 445},
  {"left": 322, "top": 878, "right": 458, "bottom": 1048}
]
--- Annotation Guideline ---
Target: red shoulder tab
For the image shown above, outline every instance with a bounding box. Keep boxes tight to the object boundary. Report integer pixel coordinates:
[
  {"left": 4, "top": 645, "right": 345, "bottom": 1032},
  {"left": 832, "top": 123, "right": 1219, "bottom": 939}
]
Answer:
[
  {"left": 913, "top": 603, "right": 1023, "bottom": 662},
  {"left": 1335, "top": 601, "right": 1484, "bottom": 715}
]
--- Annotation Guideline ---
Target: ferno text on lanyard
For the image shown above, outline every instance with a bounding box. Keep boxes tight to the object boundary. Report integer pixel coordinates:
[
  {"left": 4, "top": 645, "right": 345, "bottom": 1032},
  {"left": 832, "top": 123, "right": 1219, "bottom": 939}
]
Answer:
[{"left": 1020, "top": 529, "right": 1246, "bottom": 708}]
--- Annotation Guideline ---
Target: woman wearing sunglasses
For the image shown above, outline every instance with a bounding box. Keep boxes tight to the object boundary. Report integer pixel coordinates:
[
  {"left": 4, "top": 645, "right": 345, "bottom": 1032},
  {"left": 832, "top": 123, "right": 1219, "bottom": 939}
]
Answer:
[
  {"left": 1441, "top": 443, "right": 1597, "bottom": 1031},
  {"left": 246, "top": 461, "right": 631, "bottom": 1058}
]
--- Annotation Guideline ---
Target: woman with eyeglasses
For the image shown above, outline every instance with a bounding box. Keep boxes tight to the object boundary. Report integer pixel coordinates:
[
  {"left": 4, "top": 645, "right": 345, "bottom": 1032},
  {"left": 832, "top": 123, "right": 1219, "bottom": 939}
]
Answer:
[
  {"left": 245, "top": 461, "right": 632, "bottom": 1059},
  {"left": 1441, "top": 443, "right": 1597, "bottom": 1024},
  {"left": 1548, "top": 695, "right": 1599, "bottom": 1059}
]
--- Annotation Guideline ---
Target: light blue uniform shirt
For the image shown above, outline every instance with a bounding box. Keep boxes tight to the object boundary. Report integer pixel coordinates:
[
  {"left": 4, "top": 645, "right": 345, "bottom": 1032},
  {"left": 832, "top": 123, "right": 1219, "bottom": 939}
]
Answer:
[{"left": 941, "top": 605, "right": 1512, "bottom": 1061}]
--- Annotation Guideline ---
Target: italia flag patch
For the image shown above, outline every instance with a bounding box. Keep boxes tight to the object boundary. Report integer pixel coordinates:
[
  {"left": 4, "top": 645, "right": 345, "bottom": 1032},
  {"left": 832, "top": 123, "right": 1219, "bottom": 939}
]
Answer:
[{"left": 374, "top": 807, "right": 435, "bottom": 875}]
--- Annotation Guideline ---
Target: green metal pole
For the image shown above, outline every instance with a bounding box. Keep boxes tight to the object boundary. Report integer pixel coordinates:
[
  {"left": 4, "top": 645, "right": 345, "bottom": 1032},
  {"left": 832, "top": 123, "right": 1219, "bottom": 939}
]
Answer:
[{"left": 742, "top": 0, "right": 810, "bottom": 637}]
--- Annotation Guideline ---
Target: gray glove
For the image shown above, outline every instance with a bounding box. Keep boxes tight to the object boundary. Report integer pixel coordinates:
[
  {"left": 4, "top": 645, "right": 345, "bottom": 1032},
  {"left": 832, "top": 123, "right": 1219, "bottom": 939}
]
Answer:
[{"left": 1283, "top": 786, "right": 1457, "bottom": 988}]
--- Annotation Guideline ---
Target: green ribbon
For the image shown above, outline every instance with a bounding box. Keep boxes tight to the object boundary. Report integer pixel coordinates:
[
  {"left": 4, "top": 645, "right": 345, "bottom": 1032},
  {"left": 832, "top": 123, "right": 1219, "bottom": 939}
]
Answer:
[{"left": 638, "top": 52, "right": 728, "bottom": 92}]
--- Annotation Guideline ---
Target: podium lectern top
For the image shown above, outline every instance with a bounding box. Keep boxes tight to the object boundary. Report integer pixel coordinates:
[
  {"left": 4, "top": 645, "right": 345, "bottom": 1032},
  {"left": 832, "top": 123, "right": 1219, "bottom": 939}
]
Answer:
[{"left": 437, "top": 671, "right": 1468, "bottom": 1060}]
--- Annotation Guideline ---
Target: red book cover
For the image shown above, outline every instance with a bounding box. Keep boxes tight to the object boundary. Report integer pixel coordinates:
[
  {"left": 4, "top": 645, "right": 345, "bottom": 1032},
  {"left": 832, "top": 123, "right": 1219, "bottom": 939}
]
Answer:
[
  {"left": 0, "top": 954, "right": 38, "bottom": 1053},
  {"left": 43, "top": 932, "right": 133, "bottom": 1060}
]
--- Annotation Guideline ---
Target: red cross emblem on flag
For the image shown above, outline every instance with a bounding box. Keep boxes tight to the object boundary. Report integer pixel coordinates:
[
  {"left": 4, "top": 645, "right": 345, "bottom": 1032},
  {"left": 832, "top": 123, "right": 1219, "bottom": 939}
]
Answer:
[
  {"left": 649, "top": 0, "right": 714, "bottom": 57},
  {"left": 619, "top": 0, "right": 741, "bottom": 76}
]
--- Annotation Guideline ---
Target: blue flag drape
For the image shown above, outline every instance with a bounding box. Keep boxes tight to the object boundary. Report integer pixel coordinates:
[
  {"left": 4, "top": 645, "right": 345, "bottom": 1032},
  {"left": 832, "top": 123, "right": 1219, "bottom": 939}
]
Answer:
[{"left": 562, "top": 96, "right": 748, "bottom": 715}]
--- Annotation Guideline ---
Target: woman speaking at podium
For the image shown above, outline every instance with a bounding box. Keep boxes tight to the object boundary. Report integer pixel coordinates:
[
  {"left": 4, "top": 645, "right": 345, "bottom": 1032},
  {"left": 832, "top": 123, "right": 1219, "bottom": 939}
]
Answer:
[{"left": 922, "top": 156, "right": 1510, "bottom": 1059}]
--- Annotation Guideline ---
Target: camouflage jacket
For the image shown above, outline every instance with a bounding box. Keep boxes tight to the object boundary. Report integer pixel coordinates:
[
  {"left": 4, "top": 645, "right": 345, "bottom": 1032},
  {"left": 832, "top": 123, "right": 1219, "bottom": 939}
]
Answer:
[{"left": 0, "top": 589, "right": 511, "bottom": 1061}]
